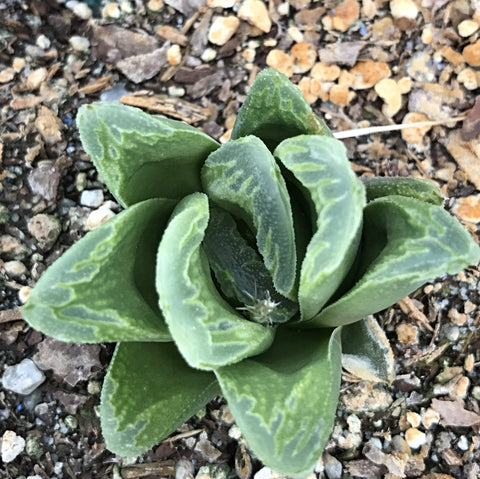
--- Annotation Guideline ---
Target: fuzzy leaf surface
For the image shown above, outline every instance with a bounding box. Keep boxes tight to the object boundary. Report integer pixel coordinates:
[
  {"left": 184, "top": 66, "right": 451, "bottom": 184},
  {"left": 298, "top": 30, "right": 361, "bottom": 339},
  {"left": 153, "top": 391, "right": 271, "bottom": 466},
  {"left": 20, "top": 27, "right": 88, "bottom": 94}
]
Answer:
[
  {"left": 231, "top": 68, "right": 332, "bottom": 150},
  {"left": 203, "top": 207, "right": 298, "bottom": 324},
  {"left": 156, "top": 193, "right": 275, "bottom": 370},
  {"left": 311, "top": 196, "right": 480, "bottom": 327},
  {"left": 362, "top": 177, "right": 444, "bottom": 205},
  {"left": 215, "top": 327, "right": 342, "bottom": 478},
  {"left": 77, "top": 102, "right": 218, "bottom": 207},
  {"left": 22, "top": 199, "right": 175, "bottom": 343},
  {"left": 341, "top": 316, "right": 394, "bottom": 384},
  {"left": 202, "top": 136, "right": 297, "bottom": 300},
  {"left": 275, "top": 135, "right": 365, "bottom": 321},
  {"left": 101, "top": 342, "right": 219, "bottom": 457}
]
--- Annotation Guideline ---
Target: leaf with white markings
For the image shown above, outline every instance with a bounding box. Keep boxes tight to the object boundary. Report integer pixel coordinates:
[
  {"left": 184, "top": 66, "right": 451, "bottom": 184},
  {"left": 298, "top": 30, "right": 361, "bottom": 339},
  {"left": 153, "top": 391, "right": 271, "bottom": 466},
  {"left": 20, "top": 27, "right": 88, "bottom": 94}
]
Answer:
[
  {"left": 215, "top": 327, "right": 342, "bottom": 478},
  {"left": 275, "top": 135, "right": 365, "bottom": 321},
  {"left": 22, "top": 199, "right": 175, "bottom": 343},
  {"left": 77, "top": 102, "right": 219, "bottom": 207},
  {"left": 101, "top": 342, "right": 219, "bottom": 456},
  {"left": 156, "top": 193, "right": 275, "bottom": 370},
  {"left": 202, "top": 136, "right": 297, "bottom": 300}
]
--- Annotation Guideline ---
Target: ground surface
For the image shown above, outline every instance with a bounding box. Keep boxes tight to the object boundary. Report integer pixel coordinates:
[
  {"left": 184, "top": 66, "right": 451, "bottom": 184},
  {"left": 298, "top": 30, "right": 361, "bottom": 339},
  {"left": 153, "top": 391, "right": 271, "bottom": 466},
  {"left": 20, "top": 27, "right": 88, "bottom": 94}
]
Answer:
[{"left": 1, "top": 0, "right": 480, "bottom": 478}]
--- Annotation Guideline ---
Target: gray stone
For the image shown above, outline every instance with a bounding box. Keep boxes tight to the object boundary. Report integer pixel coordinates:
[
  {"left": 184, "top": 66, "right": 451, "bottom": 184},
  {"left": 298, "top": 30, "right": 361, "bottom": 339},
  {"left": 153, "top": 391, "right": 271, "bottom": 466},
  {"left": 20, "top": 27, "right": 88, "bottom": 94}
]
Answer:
[
  {"left": 1, "top": 359, "right": 46, "bottom": 395},
  {"left": 116, "top": 46, "right": 169, "bottom": 84},
  {"left": 69, "top": 35, "right": 90, "bottom": 52},
  {"left": 28, "top": 214, "right": 62, "bottom": 247},
  {"left": 80, "top": 189, "right": 104, "bottom": 208},
  {"left": 1, "top": 430, "right": 25, "bottom": 463},
  {"left": 324, "top": 452, "right": 343, "bottom": 479},
  {"left": 28, "top": 162, "right": 61, "bottom": 201}
]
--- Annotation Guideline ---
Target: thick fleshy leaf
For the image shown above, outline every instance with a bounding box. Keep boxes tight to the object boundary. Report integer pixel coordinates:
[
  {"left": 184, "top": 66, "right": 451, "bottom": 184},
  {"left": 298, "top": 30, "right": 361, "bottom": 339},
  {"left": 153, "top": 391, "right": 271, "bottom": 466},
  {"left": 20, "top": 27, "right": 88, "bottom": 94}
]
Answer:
[
  {"left": 202, "top": 136, "right": 297, "bottom": 299},
  {"left": 231, "top": 68, "right": 332, "bottom": 150},
  {"left": 362, "top": 176, "right": 444, "bottom": 205},
  {"left": 215, "top": 327, "right": 342, "bottom": 478},
  {"left": 341, "top": 316, "right": 394, "bottom": 384},
  {"left": 101, "top": 342, "right": 219, "bottom": 457},
  {"left": 310, "top": 195, "right": 480, "bottom": 327},
  {"left": 203, "top": 207, "right": 298, "bottom": 324},
  {"left": 156, "top": 193, "right": 275, "bottom": 370},
  {"left": 274, "top": 135, "right": 365, "bottom": 321},
  {"left": 22, "top": 199, "right": 175, "bottom": 343},
  {"left": 77, "top": 102, "right": 218, "bottom": 207}
]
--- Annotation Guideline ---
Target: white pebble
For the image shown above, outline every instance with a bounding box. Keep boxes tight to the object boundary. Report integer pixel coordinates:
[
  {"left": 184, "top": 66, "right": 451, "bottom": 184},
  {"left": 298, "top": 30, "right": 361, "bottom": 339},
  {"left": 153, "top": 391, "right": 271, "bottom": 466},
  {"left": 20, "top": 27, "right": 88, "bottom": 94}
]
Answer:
[
  {"left": 1, "top": 431, "right": 25, "bottom": 463},
  {"left": 18, "top": 286, "right": 31, "bottom": 304},
  {"left": 1, "top": 359, "right": 46, "bottom": 395},
  {"left": 80, "top": 189, "right": 104, "bottom": 208},
  {"left": 36, "top": 34, "right": 51, "bottom": 50},
  {"left": 86, "top": 205, "right": 115, "bottom": 230},
  {"left": 405, "top": 427, "right": 426, "bottom": 449},
  {"left": 168, "top": 85, "right": 185, "bottom": 97},
  {"left": 3, "top": 260, "right": 27, "bottom": 277},
  {"left": 69, "top": 35, "right": 90, "bottom": 52},
  {"left": 201, "top": 48, "right": 217, "bottom": 62},
  {"left": 457, "top": 435, "right": 469, "bottom": 451},
  {"left": 72, "top": 2, "right": 93, "bottom": 19}
]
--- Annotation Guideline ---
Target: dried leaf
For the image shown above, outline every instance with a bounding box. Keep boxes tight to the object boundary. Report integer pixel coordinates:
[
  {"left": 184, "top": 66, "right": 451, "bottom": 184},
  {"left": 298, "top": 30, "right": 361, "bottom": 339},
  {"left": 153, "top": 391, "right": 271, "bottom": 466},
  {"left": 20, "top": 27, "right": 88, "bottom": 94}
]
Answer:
[
  {"left": 461, "top": 96, "right": 480, "bottom": 141},
  {"left": 431, "top": 399, "right": 480, "bottom": 427}
]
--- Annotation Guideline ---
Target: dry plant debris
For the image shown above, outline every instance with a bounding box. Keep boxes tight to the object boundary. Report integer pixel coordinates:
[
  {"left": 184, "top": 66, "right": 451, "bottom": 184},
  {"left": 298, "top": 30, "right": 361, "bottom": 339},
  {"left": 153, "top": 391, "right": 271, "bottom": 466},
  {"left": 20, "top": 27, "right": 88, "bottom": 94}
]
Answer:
[{"left": 1, "top": 0, "right": 480, "bottom": 478}]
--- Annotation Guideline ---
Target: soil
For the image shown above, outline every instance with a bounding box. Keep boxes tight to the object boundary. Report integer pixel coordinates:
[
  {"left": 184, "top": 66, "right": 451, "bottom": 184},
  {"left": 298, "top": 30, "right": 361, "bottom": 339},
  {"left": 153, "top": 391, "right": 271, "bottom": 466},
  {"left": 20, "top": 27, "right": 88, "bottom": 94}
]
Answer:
[{"left": 1, "top": 0, "right": 480, "bottom": 478}]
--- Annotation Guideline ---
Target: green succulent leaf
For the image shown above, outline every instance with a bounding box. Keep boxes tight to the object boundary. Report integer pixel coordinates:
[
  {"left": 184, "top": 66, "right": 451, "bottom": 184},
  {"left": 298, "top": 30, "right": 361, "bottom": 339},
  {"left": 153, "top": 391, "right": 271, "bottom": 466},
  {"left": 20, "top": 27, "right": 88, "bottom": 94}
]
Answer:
[
  {"left": 341, "top": 316, "right": 394, "bottom": 384},
  {"left": 310, "top": 195, "right": 480, "bottom": 327},
  {"left": 22, "top": 199, "right": 175, "bottom": 343},
  {"left": 203, "top": 207, "right": 298, "bottom": 324},
  {"left": 101, "top": 341, "right": 220, "bottom": 457},
  {"left": 231, "top": 68, "right": 332, "bottom": 150},
  {"left": 362, "top": 176, "right": 444, "bottom": 205},
  {"left": 156, "top": 193, "right": 275, "bottom": 371},
  {"left": 202, "top": 136, "right": 297, "bottom": 300},
  {"left": 77, "top": 102, "right": 219, "bottom": 207},
  {"left": 274, "top": 135, "right": 365, "bottom": 321},
  {"left": 215, "top": 327, "right": 342, "bottom": 478}
]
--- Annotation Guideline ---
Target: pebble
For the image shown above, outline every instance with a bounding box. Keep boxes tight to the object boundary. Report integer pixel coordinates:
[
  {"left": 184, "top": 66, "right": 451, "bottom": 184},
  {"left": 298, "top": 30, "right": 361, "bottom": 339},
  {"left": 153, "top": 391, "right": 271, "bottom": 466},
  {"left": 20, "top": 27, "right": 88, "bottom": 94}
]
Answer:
[
  {"left": 18, "top": 286, "right": 31, "bottom": 304},
  {"left": 350, "top": 60, "right": 390, "bottom": 89},
  {"left": 311, "top": 62, "right": 340, "bottom": 81},
  {"left": 406, "top": 411, "right": 421, "bottom": 428},
  {"left": 458, "top": 19, "right": 479, "bottom": 37},
  {"left": 405, "top": 427, "right": 426, "bottom": 449},
  {"left": 80, "top": 189, "right": 104, "bottom": 208},
  {"left": 103, "top": 2, "right": 121, "bottom": 19},
  {"left": 472, "top": 385, "right": 480, "bottom": 400},
  {"left": 69, "top": 35, "right": 90, "bottom": 52},
  {"left": 422, "top": 407, "right": 440, "bottom": 429},
  {"left": 207, "top": 0, "right": 237, "bottom": 6},
  {"left": 36, "top": 34, "right": 51, "bottom": 50},
  {"left": 238, "top": 0, "right": 272, "bottom": 33},
  {"left": 168, "top": 85, "right": 185, "bottom": 97},
  {"left": 396, "top": 322, "right": 419, "bottom": 344},
  {"left": 208, "top": 16, "right": 240, "bottom": 46},
  {"left": 25, "top": 435, "right": 43, "bottom": 458},
  {"left": 0, "top": 67, "right": 15, "bottom": 83},
  {"left": 323, "top": 452, "right": 342, "bottom": 479},
  {"left": 457, "top": 435, "right": 469, "bottom": 451},
  {"left": 401, "top": 112, "right": 432, "bottom": 144},
  {"left": 457, "top": 68, "right": 478, "bottom": 90},
  {"left": 72, "top": 1, "right": 93, "bottom": 19},
  {"left": 1, "top": 431, "right": 25, "bottom": 463},
  {"left": 406, "top": 51, "right": 435, "bottom": 82},
  {"left": 291, "top": 42, "right": 316, "bottom": 74},
  {"left": 266, "top": 49, "right": 293, "bottom": 77},
  {"left": 453, "top": 194, "right": 480, "bottom": 223},
  {"left": 26, "top": 67, "right": 48, "bottom": 90},
  {"left": 3, "top": 260, "right": 27, "bottom": 277},
  {"left": 375, "top": 78, "right": 402, "bottom": 117},
  {"left": 194, "top": 439, "right": 222, "bottom": 462},
  {"left": 390, "top": 0, "right": 419, "bottom": 19},
  {"left": 329, "top": 84, "right": 351, "bottom": 106},
  {"left": 463, "top": 39, "right": 480, "bottom": 66},
  {"left": 195, "top": 464, "right": 230, "bottom": 479},
  {"left": 201, "top": 48, "right": 217, "bottom": 62},
  {"left": 464, "top": 353, "right": 475, "bottom": 372},
  {"left": 86, "top": 204, "right": 116, "bottom": 230},
  {"left": 167, "top": 44, "right": 182, "bottom": 66},
  {"left": 253, "top": 467, "right": 284, "bottom": 479},
  {"left": 12, "top": 57, "right": 25, "bottom": 72},
  {"left": 147, "top": 0, "right": 164, "bottom": 11},
  {"left": 28, "top": 213, "right": 62, "bottom": 246},
  {"left": 324, "top": 0, "right": 360, "bottom": 31},
  {"left": 228, "top": 424, "right": 242, "bottom": 440},
  {"left": 0, "top": 234, "right": 29, "bottom": 260},
  {"left": 1, "top": 359, "right": 46, "bottom": 395}
]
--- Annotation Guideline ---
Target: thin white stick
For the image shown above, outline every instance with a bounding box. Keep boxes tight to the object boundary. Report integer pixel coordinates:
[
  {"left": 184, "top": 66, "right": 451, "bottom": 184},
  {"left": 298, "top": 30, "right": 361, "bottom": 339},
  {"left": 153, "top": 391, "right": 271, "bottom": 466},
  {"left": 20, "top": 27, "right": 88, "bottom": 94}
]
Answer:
[{"left": 333, "top": 116, "right": 467, "bottom": 139}]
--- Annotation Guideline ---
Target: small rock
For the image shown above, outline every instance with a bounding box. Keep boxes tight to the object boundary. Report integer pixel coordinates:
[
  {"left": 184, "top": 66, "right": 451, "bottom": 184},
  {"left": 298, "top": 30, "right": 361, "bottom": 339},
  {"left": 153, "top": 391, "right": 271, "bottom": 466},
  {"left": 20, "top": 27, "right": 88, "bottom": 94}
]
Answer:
[
  {"left": 453, "top": 194, "right": 480, "bottom": 223},
  {"left": 194, "top": 439, "right": 222, "bottom": 462},
  {"left": 35, "top": 106, "right": 63, "bottom": 145},
  {"left": 458, "top": 19, "right": 479, "bottom": 37},
  {"left": 167, "top": 44, "right": 182, "bottom": 66},
  {"left": 390, "top": 0, "right": 419, "bottom": 19},
  {"left": 201, "top": 48, "right": 217, "bottom": 62},
  {"left": 291, "top": 42, "right": 316, "bottom": 74},
  {"left": 0, "top": 67, "right": 16, "bottom": 83},
  {"left": 72, "top": 1, "right": 93, "bottom": 19},
  {"left": 406, "top": 411, "right": 421, "bottom": 428},
  {"left": 36, "top": 34, "right": 51, "bottom": 50},
  {"left": 25, "top": 435, "right": 43, "bottom": 458},
  {"left": 147, "top": 0, "right": 164, "bottom": 11},
  {"left": 1, "top": 431, "right": 25, "bottom": 463},
  {"left": 1, "top": 359, "right": 46, "bottom": 395},
  {"left": 311, "top": 62, "right": 340, "bottom": 81},
  {"left": 375, "top": 78, "right": 402, "bottom": 117},
  {"left": 458, "top": 68, "right": 478, "bottom": 90},
  {"left": 28, "top": 213, "right": 62, "bottom": 247},
  {"left": 340, "top": 382, "right": 393, "bottom": 412},
  {"left": 3, "top": 260, "right": 27, "bottom": 277},
  {"left": 208, "top": 15, "right": 240, "bottom": 46},
  {"left": 324, "top": 0, "right": 360, "bottom": 32},
  {"left": 396, "top": 322, "right": 419, "bottom": 344},
  {"left": 350, "top": 60, "right": 390, "bottom": 89},
  {"left": 406, "top": 51, "right": 435, "bottom": 82},
  {"left": 12, "top": 57, "right": 25, "bottom": 72},
  {"left": 253, "top": 467, "right": 284, "bottom": 479},
  {"left": 329, "top": 84, "right": 350, "bottom": 106},
  {"left": 464, "top": 353, "right": 475, "bottom": 372},
  {"left": 69, "top": 35, "right": 90, "bottom": 52},
  {"left": 102, "top": 2, "right": 121, "bottom": 18},
  {"left": 86, "top": 205, "right": 116, "bottom": 230},
  {"left": 176, "top": 458, "right": 194, "bottom": 479},
  {"left": 19, "top": 286, "right": 31, "bottom": 304},
  {"left": 422, "top": 407, "right": 440, "bottom": 429},
  {"left": 266, "top": 49, "right": 293, "bottom": 77},
  {"left": 195, "top": 464, "right": 230, "bottom": 479},
  {"left": 28, "top": 162, "right": 61, "bottom": 201},
  {"left": 405, "top": 428, "right": 426, "bottom": 449},
  {"left": 464, "top": 40, "right": 480, "bottom": 66},
  {"left": 116, "top": 46, "right": 169, "bottom": 83},
  {"left": 156, "top": 25, "right": 188, "bottom": 46},
  {"left": 401, "top": 112, "right": 432, "bottom": 144},
  {"left": 0, "top": 234, "right": 29, "bottom": 260},
  {"left": 323, "top": 452, "right": 342, "bottom": 479},
  {"left": 238, "top": 0, "right": 272, "bottom": 33},
  {"left": 207, "top": 0, "right": 237, "bottom": 6},
  {"left": 26, "top": 67, "right": 48, "bottom": 90},
  {"left": 80, "top": 189, "right": 104, "bottom": 208}
]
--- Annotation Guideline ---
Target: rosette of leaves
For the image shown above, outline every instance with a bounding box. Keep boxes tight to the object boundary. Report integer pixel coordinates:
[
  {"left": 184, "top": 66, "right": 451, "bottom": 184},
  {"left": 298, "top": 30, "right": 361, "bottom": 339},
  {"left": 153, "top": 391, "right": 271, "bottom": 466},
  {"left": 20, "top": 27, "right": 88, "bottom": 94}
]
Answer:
[{"left": 22, "top": 69, "right": 480, "bottom": 477}]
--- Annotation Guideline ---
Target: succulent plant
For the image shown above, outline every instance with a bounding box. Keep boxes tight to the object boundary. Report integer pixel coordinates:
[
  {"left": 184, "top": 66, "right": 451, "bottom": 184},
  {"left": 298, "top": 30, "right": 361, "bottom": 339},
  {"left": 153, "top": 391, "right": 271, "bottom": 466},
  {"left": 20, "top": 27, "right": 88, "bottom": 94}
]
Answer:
[{"left": 22, "top": 69, "right": 480, "bottom": 477}]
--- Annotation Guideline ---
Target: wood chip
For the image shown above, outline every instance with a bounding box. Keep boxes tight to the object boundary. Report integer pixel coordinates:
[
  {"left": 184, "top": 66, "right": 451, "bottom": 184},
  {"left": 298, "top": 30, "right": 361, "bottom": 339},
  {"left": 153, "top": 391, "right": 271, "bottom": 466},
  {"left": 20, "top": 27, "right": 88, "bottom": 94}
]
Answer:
[
  {"left": 120, "top": 94, "right": 209, "bottom": 124},
  {"left": 156, "top": 25, "right": 189, "bottom": 46},
  {"left": 0, "top": 309, "right": 23, "bottom": 324},
  {"left": 398, "top": 296, "right": 433, "bottom": 331},
  {"left": 431, "top": 399, "right": 480, "bottom": 427},
  {"left": 10, "top": 95, "right": 44, "bottom": 110},
  {"left": 121, "top": 460, "right": 176, "bottom": 478},
  {"left": 445, "top": 130, "right": 480, "bottom": 189},
  {"left": 78, "top": 75, "right": 113, "bottom": 94}
]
